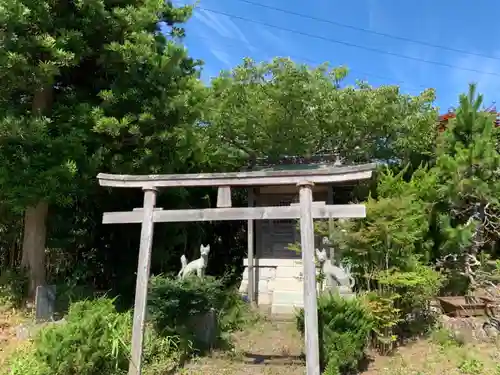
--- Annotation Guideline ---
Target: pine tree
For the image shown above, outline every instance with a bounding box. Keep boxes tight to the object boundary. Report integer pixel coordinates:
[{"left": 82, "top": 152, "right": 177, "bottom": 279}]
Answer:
[
  {"left": 0, "top": 0, "right": 204, "bottom": 294},
  {"left": 433, "top": 84, "right": 500, "bottom": 286}
]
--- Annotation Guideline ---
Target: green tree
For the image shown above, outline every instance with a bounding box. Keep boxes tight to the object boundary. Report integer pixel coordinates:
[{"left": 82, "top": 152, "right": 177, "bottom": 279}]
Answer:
[
  {"left": 431, "top": 84, "right": 500, "bottom": 285},
  {"left": 204, "top": 57, "right": 438, "bottom": 168},
  {"left": 330, "top": 84, "right": 500, "bottom": 295},
  {"left": 0, "top": 0, "right": 205, "bottom": 295},
  {"left": 326, "top": 165, "right": 437, "bottom": 282}
]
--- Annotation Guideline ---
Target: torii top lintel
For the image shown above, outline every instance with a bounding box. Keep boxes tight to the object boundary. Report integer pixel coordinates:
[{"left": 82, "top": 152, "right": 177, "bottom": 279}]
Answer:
[{"left": 97, "top": 163, "right": 377, "bottom": 189}]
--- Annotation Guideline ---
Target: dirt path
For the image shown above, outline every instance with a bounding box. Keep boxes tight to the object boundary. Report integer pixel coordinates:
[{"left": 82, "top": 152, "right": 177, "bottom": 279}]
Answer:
[
  {"left": 180, "top": 319, "right": 305, "bottom": 375},
  {"left": 0, "top": 310, "right": 28, "bottom": 367},
  {"left": 180, "top": 317, "right": 500, "bottom": 375}
]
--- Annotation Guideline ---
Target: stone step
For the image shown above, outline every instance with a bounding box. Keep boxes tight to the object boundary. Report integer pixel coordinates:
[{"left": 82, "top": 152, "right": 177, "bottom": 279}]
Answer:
[
  {"left": 272, "top": 290, "right": 304, "bottom": 306},
  {"left": 270, "top": 277, "right": 303, "bottom": 292},
  {"left": 272, "top": 303, "right": 302, "bottom": 315}
]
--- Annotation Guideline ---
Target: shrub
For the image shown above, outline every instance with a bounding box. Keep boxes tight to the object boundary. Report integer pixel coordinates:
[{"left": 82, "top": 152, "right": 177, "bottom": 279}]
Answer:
[
  {"left": 6, "top": 277, "right": 251, "bottom": 375},
  {"left": 7, "top": 298, "right": 131, "bottom": 375},
  {"left": 0, "top": 267, "right": 28, "bottom": 308},
  {"left": 148, "top": 275, "right": 250, "bottom": 351},
  {"left": 375, "top": 264, "right": 443, "bottom": 338},
  {"left": 6, "top": 297, "right": 183, "bottom": 375},
  {"left": 296, "top": 293, "right": 373, "bottom": 375},
  {"left": 362, "top": 291, "right": 401, "bottom": 354},
  {"left": 53, "top": 283, "right": 104, "bottom": 315},
  {"left": 142, "top": 328, "right": 185, "bottom": 375},
  {"left": 377, "top": 264, "right": 442, "bottom": 314}
]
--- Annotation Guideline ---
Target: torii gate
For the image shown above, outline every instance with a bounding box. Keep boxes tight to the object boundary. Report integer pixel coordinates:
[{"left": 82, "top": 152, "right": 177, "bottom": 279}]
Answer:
[{"left": 97, "top": 163, "right": 375, "bottom": 375}]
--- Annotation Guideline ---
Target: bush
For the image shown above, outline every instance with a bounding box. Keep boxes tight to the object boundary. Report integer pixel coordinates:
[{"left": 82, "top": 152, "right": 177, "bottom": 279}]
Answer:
[
  {"left": 6, "top": 297, "right": 183, "bottom": 375},
  {"left": 148, "top": 275, "right": 250, "bottom": 351},
  {"left": 377, "top": 264, "right": 442, "bottom": 315},
  {"left": 7, "top": 298, "right": 131, "bottom": 375},
  {"left": 53, "top": 283, "right": 105, "bottom": 316},
  {"left": 0, "top": 267, "right": 28, "bottom": 308},
  {"left": 362, "top": 291, "right": 401, "bottom": 354},
  {"left": 296, "top": 293, "right": 373, "bottom": 375},
  {"left": 6, "top": 277, "right": 251, "bottom": 375},
  {"left": 142, "top": 328, "right": 186, "bottom": 375},
  {"left": 375, "top": 264, "right": 443, "bottom": 338}
]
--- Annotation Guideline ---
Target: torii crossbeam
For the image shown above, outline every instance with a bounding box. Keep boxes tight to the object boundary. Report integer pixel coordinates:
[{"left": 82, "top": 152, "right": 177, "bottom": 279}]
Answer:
[{"left": 97, "top": 163, "right": 375, "bottom": 375}]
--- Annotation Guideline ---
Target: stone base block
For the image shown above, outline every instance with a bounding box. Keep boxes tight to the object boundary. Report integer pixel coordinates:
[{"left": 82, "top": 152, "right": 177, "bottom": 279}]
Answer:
[
  {"left": 257, "top": 292, "right": 273, "bottom": 305},
  {"left": 188, "top": 309, "right": 218, "bottom": 350},
  {"left": 272, "top": 290, "right": 304, "bottom": 306},
  {"left": 271, "top": 303, "right": 303, "bottom": 315},
  {"left": 270, "top": 277, "right": 302, "bottom": 292}
]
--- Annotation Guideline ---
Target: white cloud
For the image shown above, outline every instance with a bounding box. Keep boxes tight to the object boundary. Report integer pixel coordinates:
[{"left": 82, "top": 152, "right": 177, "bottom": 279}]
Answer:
[
  {"left": 190, "top": 8, "right": 257, "bottom": 68},
  {"left": 448, "top": 53, "right": 500, "bottom": 108},
  {"left": 210, "top": 48, "right": 232, "bottom": 68},
  {"left": 384, "top": 44, "right": 436, "bottom": 94},
  {"left": 255, "top": 27, "right": 291, "bottom": 54},
  {"left": 367, "top": 0, "right": 384, "bottom": 32},
  {"left": 193, "top": 8, "right": 251, "bottom": 46}
]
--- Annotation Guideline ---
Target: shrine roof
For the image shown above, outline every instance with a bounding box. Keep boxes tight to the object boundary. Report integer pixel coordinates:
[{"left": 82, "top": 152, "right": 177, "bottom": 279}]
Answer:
[
  {"left": 249, "top": 162, "right": 342, "bottom": 172},
  {"left": 97, "top": 162, "right": 377, "bottom": 189},
  {"left": 245, "top": 154, "right": 343, "bottom": 171}
]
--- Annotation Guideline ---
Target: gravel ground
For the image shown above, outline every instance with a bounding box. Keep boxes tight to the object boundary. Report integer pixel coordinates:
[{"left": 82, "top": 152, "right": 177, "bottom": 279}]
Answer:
[
  {"left": 179, "top": 319, "right": 305, "bottom": 375},
  {"left": 179, "top": 317, "right": 500, "bottom": 375}
]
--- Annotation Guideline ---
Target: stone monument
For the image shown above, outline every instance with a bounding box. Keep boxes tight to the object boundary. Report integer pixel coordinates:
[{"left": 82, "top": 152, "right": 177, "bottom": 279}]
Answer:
[{"left": 35, "top": 284, "right": 56, "bottom": 322}]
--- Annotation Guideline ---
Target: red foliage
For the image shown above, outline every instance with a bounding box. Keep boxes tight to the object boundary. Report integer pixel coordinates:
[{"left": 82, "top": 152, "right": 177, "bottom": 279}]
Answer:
[{"left": 438, "top": 110, "right": 500, "bottom": 132}]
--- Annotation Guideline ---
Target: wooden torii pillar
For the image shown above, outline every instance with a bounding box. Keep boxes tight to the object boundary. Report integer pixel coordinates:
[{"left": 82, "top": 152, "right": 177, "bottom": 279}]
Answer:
[{"left": 97, "top": 163, "right": 375, "bottom": 375}]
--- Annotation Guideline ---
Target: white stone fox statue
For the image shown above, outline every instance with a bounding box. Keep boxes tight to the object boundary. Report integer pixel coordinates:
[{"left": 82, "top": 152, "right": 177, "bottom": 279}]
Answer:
[
  {"left": 178, "top": 244, "right": 210, "bottom": 279},
  {"left": 315, "top": 248, "right": 355, "bottom": 290}
]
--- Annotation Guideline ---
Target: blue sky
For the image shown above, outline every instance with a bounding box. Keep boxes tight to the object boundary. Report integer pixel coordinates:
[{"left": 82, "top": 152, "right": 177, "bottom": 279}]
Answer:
[{"left": 176, "top": 0, "right": 500, "bottom": 112}]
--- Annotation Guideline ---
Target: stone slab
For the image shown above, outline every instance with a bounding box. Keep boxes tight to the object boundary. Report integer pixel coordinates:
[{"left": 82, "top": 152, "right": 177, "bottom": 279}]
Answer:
[
  {"left": 271, "top": 303, "right": 303, "bottom": 315},
  {"left": 272, "top": 290, "right": 304, "bottom": 306},
  {"left": 257, "top": 292, "right": 273, "bottom": 305},
  {"left": 35, "top": 285, "right": 56, "bottom": 323},
  {"left": 275, "top": 266, "right": 304, "bottom": 279},
  {"left": 270, "top": 277, "right": 303, "bottom": 292},
  {"left": 241, "top": 266, "right": 276, "bottom": 280},
  {"left": 257, "top": 280, "right": 273, "bottom": 293},
  {"left": 188, "top": 309, "right": 217, "bottom": 350}
]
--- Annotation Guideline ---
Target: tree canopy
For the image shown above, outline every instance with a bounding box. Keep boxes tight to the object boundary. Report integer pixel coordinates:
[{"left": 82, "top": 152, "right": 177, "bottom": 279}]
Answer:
[
  {"left": 0, "top": 0, "right": 207, "bottom": 293},
  {"left": 204, "top": 57, "right": 439, "bottom": 168},
  {"left": 1, "top": 0, "right": 499, "bottom": 309},
  {"left": 0, "top": 0, "right": 206, "bottom": 207},
  {"left": 328, "top": 83, "right": 500, "bottom": 295}
]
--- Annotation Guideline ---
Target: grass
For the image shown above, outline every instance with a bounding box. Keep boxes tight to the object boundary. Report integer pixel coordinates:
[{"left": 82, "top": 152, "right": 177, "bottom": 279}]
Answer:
[
  {"left": 178, "top": 318, "right": 500, "bottom": 375},
  {"left": 366, "top": 338, "right": 500, "bottom": 375},
  {"left": 2, "top": 302, "right": 499, "bottom": 375},
  {"left": 0, "top": 307, "right": 31, "bottom": 368}
]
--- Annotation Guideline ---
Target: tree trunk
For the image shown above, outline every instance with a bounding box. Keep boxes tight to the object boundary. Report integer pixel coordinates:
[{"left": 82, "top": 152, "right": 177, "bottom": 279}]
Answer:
[
  {"left": 21, "top": 201, "right": 49, "bottom": 297},
  {"left": 21, "top": 86, "right": 53, "bottom": 298}
]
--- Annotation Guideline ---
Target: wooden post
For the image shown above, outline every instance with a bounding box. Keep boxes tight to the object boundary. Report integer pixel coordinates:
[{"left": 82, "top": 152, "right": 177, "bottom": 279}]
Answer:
[
  {"left": 128, "top": 188, "right": 157, "bottom": 375},
  {"left": 327, "top": 186, "right": 335, "bottom": 261},
  {"left": 247, "top": 188, "right": 255, "bottom": 305},
  {"left": 217, "top": 186, "right": 232, "bottom": 207},
  {"left": 298, "top": 181, "right": 320, "bottom": 375}
]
